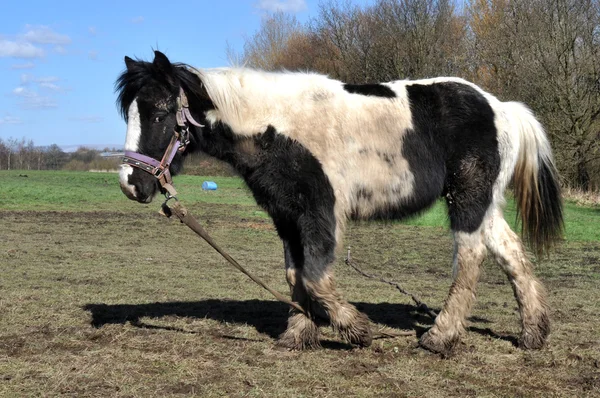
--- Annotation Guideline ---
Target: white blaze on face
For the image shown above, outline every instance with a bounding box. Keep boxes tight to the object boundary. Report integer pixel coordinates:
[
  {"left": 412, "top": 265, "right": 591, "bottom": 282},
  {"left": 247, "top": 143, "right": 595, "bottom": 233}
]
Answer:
[{"left": 119, "top": 98, "right": 141, "bottom": 198}]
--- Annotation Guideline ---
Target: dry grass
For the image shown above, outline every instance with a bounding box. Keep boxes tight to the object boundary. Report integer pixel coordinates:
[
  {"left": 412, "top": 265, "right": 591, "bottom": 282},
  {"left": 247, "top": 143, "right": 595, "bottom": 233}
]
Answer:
[
  {"left": 1, "top": 206, "right": 599, "bottom": 397},
  {"left": 562, "top": 186, "right": 600, "bottom": 207}
]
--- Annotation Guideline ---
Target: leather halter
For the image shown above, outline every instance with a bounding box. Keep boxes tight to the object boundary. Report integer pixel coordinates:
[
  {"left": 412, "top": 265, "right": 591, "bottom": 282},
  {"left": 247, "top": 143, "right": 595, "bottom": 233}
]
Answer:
[{"left": 122, "top": 87, "right": 204, "bottom": 197}]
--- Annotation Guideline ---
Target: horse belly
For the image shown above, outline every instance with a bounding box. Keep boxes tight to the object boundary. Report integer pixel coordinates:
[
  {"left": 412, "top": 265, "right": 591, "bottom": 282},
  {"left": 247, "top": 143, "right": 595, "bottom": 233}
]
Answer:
[{"left": 346, "top": 156, "right": 444, "bottom": 221}]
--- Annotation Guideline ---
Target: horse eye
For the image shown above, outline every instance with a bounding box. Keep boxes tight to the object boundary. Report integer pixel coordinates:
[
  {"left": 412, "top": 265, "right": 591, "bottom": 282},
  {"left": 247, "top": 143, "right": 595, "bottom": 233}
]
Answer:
[{"left": 153, "top": 115, "right": 165, "bottom": 123}]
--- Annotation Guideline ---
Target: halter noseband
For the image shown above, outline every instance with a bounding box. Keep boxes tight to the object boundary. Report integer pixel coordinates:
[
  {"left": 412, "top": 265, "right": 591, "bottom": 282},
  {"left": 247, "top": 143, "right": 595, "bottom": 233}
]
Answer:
[{"left": 122, "top": 87, "right": 204, "bottom": 197}]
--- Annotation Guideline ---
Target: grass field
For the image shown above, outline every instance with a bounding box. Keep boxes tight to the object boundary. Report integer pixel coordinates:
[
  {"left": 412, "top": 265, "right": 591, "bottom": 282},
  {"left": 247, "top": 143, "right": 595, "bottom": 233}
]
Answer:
[{"left": 1, "top": 170, "right": 599, "bottom": 397}]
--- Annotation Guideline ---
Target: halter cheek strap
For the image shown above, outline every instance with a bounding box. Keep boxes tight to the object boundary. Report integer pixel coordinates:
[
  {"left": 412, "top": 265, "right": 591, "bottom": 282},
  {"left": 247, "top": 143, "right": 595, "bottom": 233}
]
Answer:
[{"left": 122, "top": 87, "right": 204, "bottom": 197}]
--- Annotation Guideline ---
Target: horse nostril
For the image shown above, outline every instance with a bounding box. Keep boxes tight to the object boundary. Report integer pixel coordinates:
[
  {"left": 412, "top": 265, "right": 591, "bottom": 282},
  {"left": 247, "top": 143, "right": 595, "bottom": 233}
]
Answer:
[
  {"left": 132, "top": 181, "right": 155, "bottom": 203},
  {"left": 136, "top": 192, "right": 148, "bottom": 202}
]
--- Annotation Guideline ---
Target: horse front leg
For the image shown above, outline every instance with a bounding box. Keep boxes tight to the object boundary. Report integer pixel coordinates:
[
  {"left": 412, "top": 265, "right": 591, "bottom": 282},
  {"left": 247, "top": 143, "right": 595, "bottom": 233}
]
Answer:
[
  {"left": 277, "top": 241, "right": 321, "bottom": 350},
  {"left": 303, "top": 267, "right": 372, "bottom": 347},
  {"left": 278, "top": 227, "right": 372, "bottom": 349}
]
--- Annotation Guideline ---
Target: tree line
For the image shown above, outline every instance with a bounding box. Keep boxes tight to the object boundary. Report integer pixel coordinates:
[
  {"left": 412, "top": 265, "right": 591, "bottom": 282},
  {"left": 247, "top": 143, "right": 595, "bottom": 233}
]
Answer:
[
  {"left": 233, "top": 0, "right": 600, "bottom": 191},
  {"left": 0, "top": 137, "right": 120, "bottom": 171}
]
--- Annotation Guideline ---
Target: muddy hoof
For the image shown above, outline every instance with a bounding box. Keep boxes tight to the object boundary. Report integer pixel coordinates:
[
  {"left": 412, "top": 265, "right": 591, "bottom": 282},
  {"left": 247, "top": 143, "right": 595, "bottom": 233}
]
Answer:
[
  {"left": 419, "top": 330, "right": 458, "bottom": 356},
  {"left": 338, "top": 312, "right": 373, "bottom": 348},
  {"left": 276, "top": 333, "right": 321, "bottom": 351},
  {"left": 277, "top": 325, "right": 321, "bottom": 351},
  {"left": 519, "top": 313, "right": 550, "bottom": 350},
  {"left": 519, "top": 329, "right": 548, "bottom": 350}
]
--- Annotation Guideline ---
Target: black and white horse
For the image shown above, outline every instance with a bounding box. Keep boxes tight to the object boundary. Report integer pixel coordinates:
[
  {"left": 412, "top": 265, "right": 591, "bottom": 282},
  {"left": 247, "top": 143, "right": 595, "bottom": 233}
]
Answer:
[{"left": 116, "top": 51, "right": 563, "bottom": 354}]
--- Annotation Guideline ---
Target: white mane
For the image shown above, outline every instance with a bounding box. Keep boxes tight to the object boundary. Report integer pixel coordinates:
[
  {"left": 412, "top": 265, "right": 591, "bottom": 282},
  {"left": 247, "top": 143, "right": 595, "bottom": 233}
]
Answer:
[{"left": 191, "top": 67, "right": 345, "bottom": 136}]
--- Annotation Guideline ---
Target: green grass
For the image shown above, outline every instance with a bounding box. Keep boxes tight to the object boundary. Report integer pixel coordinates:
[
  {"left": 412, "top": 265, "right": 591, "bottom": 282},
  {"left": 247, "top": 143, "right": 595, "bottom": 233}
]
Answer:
[
  {"left": 2, "top": 170, "right": 597, "bottom": 241},
  {"left": 0, "top": 170, "right": 262, "bottom": 215}
]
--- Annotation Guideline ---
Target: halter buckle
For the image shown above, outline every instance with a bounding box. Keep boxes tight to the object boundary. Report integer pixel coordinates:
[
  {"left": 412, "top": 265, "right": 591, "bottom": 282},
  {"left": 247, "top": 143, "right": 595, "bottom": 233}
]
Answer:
[
  {"left": 177, "top": 128, "right": 190, "bottom": 151},
  {"left": 152, "top": 167, "right": 165, "bottom": 178}
]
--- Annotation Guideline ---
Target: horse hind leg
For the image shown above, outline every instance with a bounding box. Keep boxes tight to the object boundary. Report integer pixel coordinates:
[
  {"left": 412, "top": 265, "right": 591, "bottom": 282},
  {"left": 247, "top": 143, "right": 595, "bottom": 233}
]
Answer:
[
  {"left": 484, "top": 208, "right": 550, "bottom": 349},
  {"left": 277, "top": 241, "right": 321, "bottom": 350},
  {"left": 420, "top": 154, "right": 494, "bottom": 355},
  {"left": 419, "top": 228, "right": 487, "bottom": 355}
]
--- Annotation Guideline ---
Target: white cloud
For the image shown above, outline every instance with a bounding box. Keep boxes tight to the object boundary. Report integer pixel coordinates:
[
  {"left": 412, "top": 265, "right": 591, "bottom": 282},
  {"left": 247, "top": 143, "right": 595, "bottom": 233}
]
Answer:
[
  {"left": 21, "top": 95, "right": 57, "bottom": 109},
  {"left": 131, "top": 16, "right": 144, "bottom": 24},
  {"left": 0, "top": 39, "right": 45, "bottom": 58},
  {"left": 255, "top": 0, "right": 307, "bottom": 13},
  {"left": 12, "top": 86, "right": 34, "bottom": 97},
  {"left": 37, "top": 79, "right": 69, "bottom": 93},
  {"left": 10, "top": 62, "right": 35, "bottom": 69},
  {"left": 88, "top": 50, "right": 98, "bottom": 60},
  {"left": 39, "top": 82, "right": 61, "bottom": 91},
  {"left": 54, "top": 45, "right": 67, "bottom": 55},
  {"left": 0, "top": 115, "right": 22, "bottom": 125},
  {"left": 36, "top": 76, "right": 59, "bottom": 83},
  {"left": 89, "top": 26, "right": 97, "bottom": 36},
  {"left": 11, "top": 86, "right": 57, "bottom": 109},
  {"left": 0, "top": 25, "right": 71, "bottom": 59},
  {"left": 69, "top": 115, "right": 103, "bottom": 123},
  {"left": 22, "top": 25, "right": 71, "bottom": 45},
  {"left": 20, "top": 74, "right": 59, "bottom": 85},
  {"left": 20, "top": 74, "right": 32, "bottom": 84},
  {"left": 2, "top": 26, "right": 71, "bottom": 110}
]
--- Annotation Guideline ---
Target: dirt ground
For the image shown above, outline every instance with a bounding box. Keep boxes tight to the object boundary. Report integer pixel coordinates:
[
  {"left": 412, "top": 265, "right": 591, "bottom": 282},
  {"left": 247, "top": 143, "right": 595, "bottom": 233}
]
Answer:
[{"left": 1, "top": 207, "right": 599, "bottom": 397}]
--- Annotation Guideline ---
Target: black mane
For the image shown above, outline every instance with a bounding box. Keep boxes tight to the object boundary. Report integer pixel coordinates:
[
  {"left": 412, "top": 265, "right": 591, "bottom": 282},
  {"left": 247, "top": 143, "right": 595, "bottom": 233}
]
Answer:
[{"left": 115, "top": 58, "right": 205, "bottom": 121}]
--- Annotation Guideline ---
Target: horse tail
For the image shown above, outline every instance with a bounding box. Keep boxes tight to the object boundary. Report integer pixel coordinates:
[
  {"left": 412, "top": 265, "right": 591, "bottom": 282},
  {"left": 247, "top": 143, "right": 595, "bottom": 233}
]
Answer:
[{"left": 505, "top": 101, "right": 564, "bottom": 256}]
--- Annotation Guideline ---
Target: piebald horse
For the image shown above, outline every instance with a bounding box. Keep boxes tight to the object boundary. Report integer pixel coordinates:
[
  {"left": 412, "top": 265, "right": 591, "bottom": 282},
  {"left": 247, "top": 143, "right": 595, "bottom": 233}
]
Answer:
[{"left": 116, "top": 51, "right": 563, "bottom": 354}]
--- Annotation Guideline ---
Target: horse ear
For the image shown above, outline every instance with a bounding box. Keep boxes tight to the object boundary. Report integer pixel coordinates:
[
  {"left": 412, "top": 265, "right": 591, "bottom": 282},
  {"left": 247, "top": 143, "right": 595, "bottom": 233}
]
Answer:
[
  {"left": 124, "top": 56, "right": 136, "bottom": 71},
  {"left": 153, "top": 50, "right": 173, "bottom": 75}
]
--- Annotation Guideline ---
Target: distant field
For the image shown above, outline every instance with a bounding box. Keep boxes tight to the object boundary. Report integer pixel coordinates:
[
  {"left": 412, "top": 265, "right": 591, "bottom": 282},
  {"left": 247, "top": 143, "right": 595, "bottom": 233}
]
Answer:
[
  {"left": 0, "top": 170, "right": 599, "bottom": 397},
  {"left": 1, "top": 170, "right": 598, "bottom": 241}
]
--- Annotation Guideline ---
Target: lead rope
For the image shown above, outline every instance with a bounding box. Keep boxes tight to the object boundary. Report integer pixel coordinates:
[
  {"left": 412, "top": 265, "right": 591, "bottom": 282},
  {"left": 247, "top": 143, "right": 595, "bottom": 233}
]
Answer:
[
  {"left": 160, "top": 196, "right": 415, "bottom": 340},
  {"left": 160, "top": 198, "right": 305, "bottom": 314},
  {"left": 345, "top": 247, "right": 438, "bottom": 320}
]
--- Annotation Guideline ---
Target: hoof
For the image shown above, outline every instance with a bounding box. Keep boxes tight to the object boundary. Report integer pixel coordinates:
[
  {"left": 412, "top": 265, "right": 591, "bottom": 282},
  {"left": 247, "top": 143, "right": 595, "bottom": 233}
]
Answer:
[
  {"left": 419, "top": 329, "right": 459, "bottom": 356},
  {"left": 519, "top": 313, "right": 550, "bottom": 350},
  {"left": 277, "top": 314, "right": 320, "bottom": 350},
  {"left": 337, "top": 312, "right": 373, "bottom": 348},
  {"left": 276, "top": 333, "right": 321, "bottom": 350}
]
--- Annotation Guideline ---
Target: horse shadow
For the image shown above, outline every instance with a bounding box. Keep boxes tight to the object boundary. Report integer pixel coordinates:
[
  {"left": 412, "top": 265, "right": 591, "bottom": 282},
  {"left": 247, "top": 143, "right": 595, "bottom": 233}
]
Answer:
[{"left": 83, "top": 299, "right": 516, "bottom": 347}]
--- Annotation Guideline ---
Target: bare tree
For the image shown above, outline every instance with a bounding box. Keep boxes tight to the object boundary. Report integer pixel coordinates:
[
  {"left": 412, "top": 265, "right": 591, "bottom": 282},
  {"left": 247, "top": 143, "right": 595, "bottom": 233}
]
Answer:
[
  {"left": 0, "top": 139, "right": 7, "bottom": 170},
  {"left": 468, "top": 0, "right": 600, "bottom": 189},
  {"left": 240, "top": 12, "right": 306, "bottom": 70},
  {"left": 44, "top": 144, "right": 67, "bottom": 170},
  {"left": 525, "top": 0, "right": 600, "bottom": 189},
  {"left": 375, "top": 0, "right": 467, "bottom": 79},
  {"left": 5, "top": 138, "right": 20, "bottom": 170},
  {"left": 310, "top": 0, "right": 467, "bottom": 82}
]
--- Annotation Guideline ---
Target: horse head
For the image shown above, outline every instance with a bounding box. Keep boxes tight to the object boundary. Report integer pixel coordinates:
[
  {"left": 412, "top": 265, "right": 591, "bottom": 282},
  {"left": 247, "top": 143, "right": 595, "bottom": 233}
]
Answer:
[{"left": 115, "top": 51, "right": 206, "bottom": 203}]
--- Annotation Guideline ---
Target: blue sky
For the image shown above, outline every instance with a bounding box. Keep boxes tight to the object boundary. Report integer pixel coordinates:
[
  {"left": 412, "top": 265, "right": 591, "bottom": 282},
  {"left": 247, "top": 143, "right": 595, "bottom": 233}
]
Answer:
[{"left": 0, "top": 0, "right": 372, "bottom": 150}]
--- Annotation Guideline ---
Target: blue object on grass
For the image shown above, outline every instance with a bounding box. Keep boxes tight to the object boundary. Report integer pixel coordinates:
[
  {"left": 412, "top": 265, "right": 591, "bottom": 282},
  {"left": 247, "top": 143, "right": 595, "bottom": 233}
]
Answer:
[{"left": 202, "top": 181, "right": 218, "bottom": 190}]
